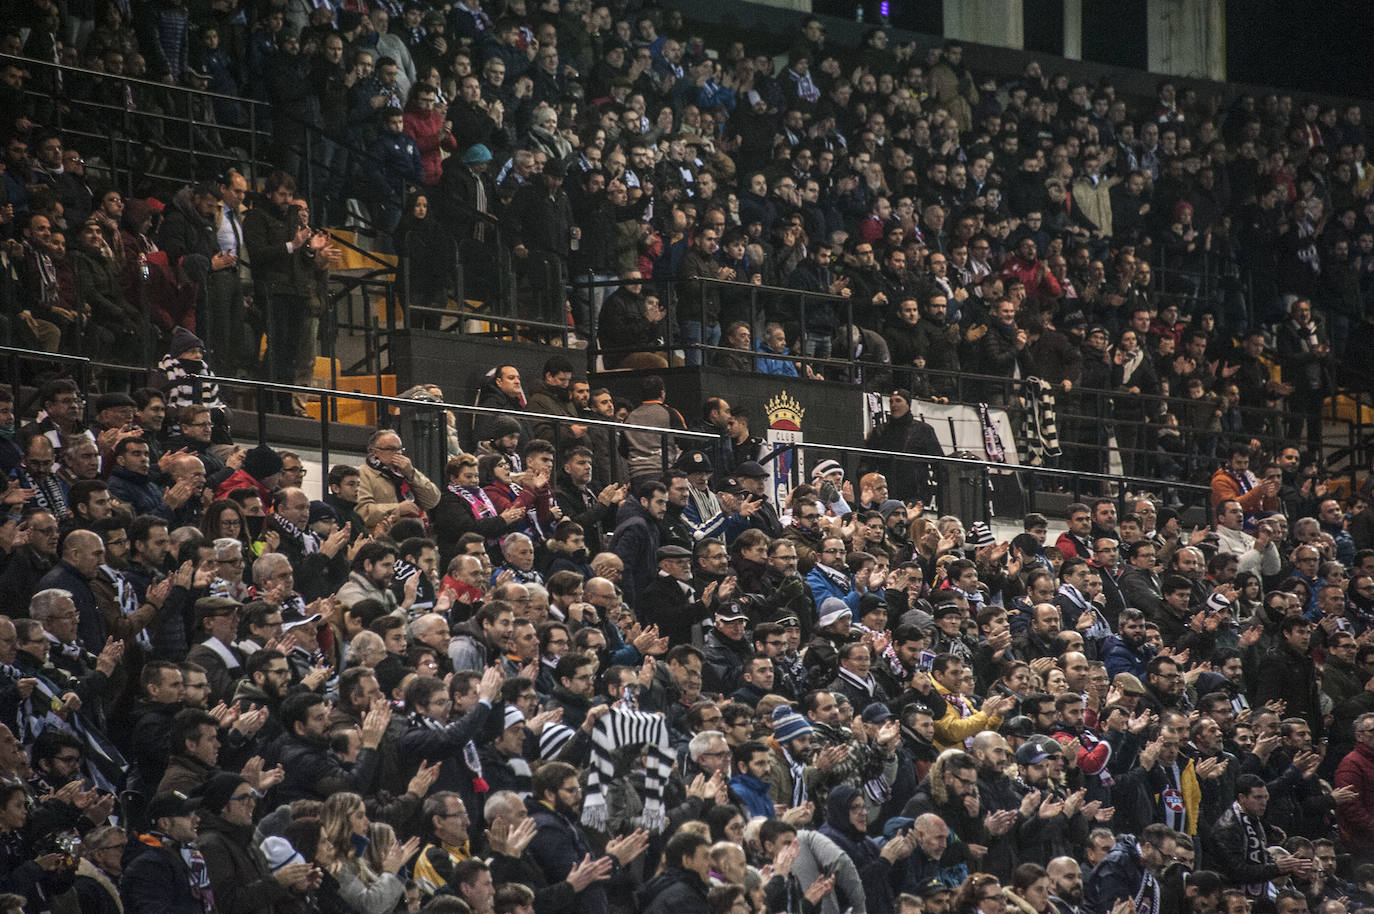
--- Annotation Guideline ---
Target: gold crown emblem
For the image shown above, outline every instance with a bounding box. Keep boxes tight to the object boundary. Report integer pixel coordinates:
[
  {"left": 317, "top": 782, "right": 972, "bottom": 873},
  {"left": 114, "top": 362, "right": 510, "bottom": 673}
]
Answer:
[{"left": 765, "top": 392, "right": 805, "bottom": 425}]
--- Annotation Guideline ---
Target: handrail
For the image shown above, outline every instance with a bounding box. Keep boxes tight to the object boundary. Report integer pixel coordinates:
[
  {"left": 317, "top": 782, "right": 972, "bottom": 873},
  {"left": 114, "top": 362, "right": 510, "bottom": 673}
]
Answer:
[{"left": 0, "top": 52, "right": 275, "bottom": 106}]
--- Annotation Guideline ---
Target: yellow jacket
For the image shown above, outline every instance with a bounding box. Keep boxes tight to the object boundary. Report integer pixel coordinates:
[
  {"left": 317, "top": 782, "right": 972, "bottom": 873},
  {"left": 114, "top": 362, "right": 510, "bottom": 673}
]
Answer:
[{"left": 931, "top": 681, "right": 1003, "bottom": 751}]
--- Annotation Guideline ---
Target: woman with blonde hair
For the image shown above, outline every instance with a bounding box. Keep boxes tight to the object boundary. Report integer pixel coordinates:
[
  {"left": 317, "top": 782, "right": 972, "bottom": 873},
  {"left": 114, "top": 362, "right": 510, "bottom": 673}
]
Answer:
[{"left": 320, "top": 792, "right": 417, "bottom": 914}]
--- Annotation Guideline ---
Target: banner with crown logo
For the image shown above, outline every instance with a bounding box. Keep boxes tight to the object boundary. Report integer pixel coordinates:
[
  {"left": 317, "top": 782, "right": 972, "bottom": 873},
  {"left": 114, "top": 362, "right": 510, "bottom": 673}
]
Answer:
[{"left": 765, "top": 391, "right": 805, "bottom": 508}]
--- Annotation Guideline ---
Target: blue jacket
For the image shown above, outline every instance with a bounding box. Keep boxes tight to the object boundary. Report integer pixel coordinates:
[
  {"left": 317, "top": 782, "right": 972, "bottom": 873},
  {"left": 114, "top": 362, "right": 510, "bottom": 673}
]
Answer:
[
  {"left": 107, "top": 465, "right": 170, "bottom": 520},
  {"left": 755, "top": 342, "right": 799, "bottom": 376},
  {"left": 1100, "top": 635, "right": 1154, "bottom": 679},
  {"left": 1083, "top": 835, "right": 1151, "bottom": 914},
  {"left": 807, "top": 565, "right": 861, "bottom": 614},
  {"left": 730, "top": 772, "right": 775, "bottom": 818},
  {"left": 367, "top": 128, "right": 424, "bottom": 192}
]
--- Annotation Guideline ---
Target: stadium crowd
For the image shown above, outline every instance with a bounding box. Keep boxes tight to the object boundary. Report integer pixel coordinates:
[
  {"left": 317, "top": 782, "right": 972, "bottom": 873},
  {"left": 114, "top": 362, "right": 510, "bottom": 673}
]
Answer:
[{"left": 3, "top": 1, "right": 1374, "bottom": 914}]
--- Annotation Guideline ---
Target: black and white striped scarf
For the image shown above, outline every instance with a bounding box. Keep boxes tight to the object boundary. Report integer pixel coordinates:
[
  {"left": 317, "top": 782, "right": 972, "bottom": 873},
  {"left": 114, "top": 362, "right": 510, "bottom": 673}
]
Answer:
[
  {"left": 581, "top": 708, "right": 673, "bottom": 834},
  {"left": 1020, "top": 377, "right": 1061, "bottom": 466}
]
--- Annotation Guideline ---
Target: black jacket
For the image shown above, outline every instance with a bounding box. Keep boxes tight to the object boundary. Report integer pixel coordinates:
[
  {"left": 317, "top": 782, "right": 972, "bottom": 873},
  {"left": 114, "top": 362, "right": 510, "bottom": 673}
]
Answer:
[
  {"left": 196, "top": 810, "right": 293, "bottom": 914},
  {"left": 276, "top": 731, "right": 381, "bottom": 802},
  {"left": 640, "top": 866, "right": 711, "bottom": 914}
]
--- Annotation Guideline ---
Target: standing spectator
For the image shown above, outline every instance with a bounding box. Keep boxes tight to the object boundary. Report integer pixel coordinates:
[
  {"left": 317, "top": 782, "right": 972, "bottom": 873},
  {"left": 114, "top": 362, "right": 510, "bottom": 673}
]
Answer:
[
  {"left": 242, "top": 171, "right": 329, "bottom": 413},
  {"left": 1335, "top": 713, "right": 1374, "bottom": 864},
  {"left": 1276, "top": 298, "right": 1333, "bottom": 454}
]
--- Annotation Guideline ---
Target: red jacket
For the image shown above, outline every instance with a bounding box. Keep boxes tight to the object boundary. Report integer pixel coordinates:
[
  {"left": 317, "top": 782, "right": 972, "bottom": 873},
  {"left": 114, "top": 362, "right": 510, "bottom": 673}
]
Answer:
[
  {"left": 214, "top": 468, "right": 272, "bottom": 503},
  {"left": 999, "top": 253, "right": 1063, "bottom": 299},
  {"left": 1335, "top": 740, "right": 1374, "bottom": 849},
  {"left": 403, "top": 105, "right": 456, "bottom": 186}
]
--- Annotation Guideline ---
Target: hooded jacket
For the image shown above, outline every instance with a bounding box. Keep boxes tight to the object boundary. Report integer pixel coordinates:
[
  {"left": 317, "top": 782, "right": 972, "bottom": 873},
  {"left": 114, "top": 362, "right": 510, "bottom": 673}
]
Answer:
[{"left": 818, "top": 785, "right": 901, "bottom": 914}]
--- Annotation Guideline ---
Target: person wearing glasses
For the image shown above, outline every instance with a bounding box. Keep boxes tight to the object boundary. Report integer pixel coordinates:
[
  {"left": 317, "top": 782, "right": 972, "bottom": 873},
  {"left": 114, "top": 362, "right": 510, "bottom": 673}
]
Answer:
[
  {"left": 1334, "top": 712, "right": 1374, "bottom": 863},
  {"left": 74, "top": 823, "right": 129, "bottom": 912},
  {"left": 357, "top": 429, "right": 442, "bottom": 529}
]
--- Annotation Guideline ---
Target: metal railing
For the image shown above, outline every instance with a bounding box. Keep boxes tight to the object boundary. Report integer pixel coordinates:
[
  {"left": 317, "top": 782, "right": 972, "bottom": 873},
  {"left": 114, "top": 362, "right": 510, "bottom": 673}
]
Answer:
[
  {"left": 5, "top": 53, "right": 274, "bottom": 195},
  {"left": 0, "top": 344, "right": 1231, "bottom": 525}
]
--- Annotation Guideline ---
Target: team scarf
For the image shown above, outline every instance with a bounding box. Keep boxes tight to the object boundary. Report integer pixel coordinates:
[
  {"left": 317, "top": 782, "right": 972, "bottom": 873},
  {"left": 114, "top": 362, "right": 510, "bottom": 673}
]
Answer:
[
  {"left": 272, "top": 514, "right": 319, "bottom": 555},
  {"left": 409, "top": 712, "right": 488, "bottom": 793},
  {"left": 781, "top": 742, "right": 809, "bottom": 807},
  {"left": 367, "top": 454, "right": 415, "bottom": 505},
  {"left": 1230, "top": 800, "right": 1273, "bottom": 900},
  {"left": 581, "top": 708, "right": 674, "bottom": 833},
  {"left": 137, "top": 831, "right": 214, "bottom": 914},
  {"left": 1132, "top": 855, "right": 1161, "bottom": 914},
  {"left": 812, "top": 560, "right": 852, "bottom": 594},
  {"left": 1222, "top": 465, "right": 1256, "bottom": 496},
  {"left": 101, "top": 565, "right": 153, "bottom": 651},
  {"left": 19, "top": 665, "right": 128, "bottom": 794},
  {"left": 880, "top": 641, "right": 913, "bottom": 681},
  {"left": 449, "top": 482, "right": 497, "bottom": 518}
]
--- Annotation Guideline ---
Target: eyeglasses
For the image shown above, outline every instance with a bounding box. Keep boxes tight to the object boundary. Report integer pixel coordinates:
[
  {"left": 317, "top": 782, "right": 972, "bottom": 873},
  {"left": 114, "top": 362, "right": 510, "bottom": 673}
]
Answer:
[
  {"left": 228, "top": 792, "right": 257, "bottom": 804},
  {"left": 373, "top": 445, "right": 406, "bottom": 454}
]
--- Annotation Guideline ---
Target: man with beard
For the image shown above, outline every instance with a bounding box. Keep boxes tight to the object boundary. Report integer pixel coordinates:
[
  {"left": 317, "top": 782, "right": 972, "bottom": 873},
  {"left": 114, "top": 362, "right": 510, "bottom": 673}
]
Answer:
[
  {"left": 906, "top": 294, "right": 961, "bottom": 401},
  {"left": 449, "top": 601, "right": 514, "bottom": 672},
  {"left": 782, "top": 496, "right": 826, "bottom": 574},
  {"left": 1102, "top": 609, "right": 1156, "bottom": 680},
  {"left": 653, "top": 472, "right": 694, "bottom": 554},
  {"left": 965, "top": 731, "right": 1021, "bottom": 875},
  {"left": 527, "top": 760, "right": 648, "bottom": 914},
  {"left": 1047, "top": 856, "right": 1085, "bottom": 914},
  {"left": 555, "top": 448, "right": 623, "bottom": 556},
  {"left": 242, "top": 170, "right": 329, "bottom": 411},
  {"left": 1013, "top": 737, "right": 1097, "bottom": 866},
  {"left": 339, "top": 541, "right": 413, "bottom": 612}
]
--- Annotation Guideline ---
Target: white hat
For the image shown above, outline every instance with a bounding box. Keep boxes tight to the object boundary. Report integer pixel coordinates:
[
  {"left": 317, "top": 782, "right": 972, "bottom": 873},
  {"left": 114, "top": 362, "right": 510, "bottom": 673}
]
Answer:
[
  {"left": 504, "top": 706, "right": 527, "bottom": 730},
  {"left": 260, "top": 836, "right": 304, "bottom": 872}
]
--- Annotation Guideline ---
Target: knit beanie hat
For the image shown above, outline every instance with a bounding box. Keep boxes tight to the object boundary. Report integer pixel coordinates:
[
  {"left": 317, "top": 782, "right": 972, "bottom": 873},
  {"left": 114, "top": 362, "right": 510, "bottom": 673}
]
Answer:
[
  {"left": 260, "top": 836, "right": 305, "bottom": 872},
  {"left": 169, "top": 326, "right": 206, "bottom": 359},
  {"left": 196, "top": 772, "right": 247, "bottom": 816},
  {"left": 243, "top": 444, "right": 284, "bottom": 481},
  {"left": 770, "top": 705, "right": 814, "bottom": 743}
]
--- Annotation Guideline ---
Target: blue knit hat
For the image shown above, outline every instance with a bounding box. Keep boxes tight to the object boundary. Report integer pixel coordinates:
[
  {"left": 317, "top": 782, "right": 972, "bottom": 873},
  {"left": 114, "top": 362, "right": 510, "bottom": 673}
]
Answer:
[
  {"left": 771, "top": 705, "right": 814, "bottom": 743},
  {"left": 461, "top": 144, "right": 493, "bottom": 164}
]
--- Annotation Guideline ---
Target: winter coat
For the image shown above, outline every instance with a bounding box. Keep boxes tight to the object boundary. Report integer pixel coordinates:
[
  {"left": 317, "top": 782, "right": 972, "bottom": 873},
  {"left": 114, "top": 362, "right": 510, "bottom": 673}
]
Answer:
[
  {"left": 196, "top": 810, "right": 293, "bottom": 914},
  {"left": 1082, "top": 835, "right": 1150, "bottom": 914},
  {"left": 611, "top": 499, "right": 662, "bottom": 607},
  {"left": 1335, "top": 741, "right": 1374, "bottom": 851},
  {"left": 640, "top": 866, "right": 711, "bottom": 914},
  {"left": 526, "top": 797, "right": 611, "bottom": 914},
  {"left": 119, "top": 834, "right": 208, "bottom": 914},
  {"left": 818, "top": 786, "right": 902, "bottom": 914}
]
